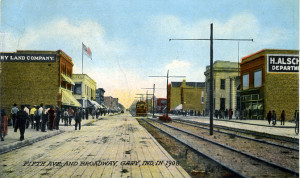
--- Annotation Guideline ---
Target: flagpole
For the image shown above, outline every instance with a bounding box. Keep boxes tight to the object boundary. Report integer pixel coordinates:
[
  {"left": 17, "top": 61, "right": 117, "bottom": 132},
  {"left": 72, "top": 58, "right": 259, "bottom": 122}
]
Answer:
[{"left": 82, "top": 42, "right": 83, "bottom": 74}]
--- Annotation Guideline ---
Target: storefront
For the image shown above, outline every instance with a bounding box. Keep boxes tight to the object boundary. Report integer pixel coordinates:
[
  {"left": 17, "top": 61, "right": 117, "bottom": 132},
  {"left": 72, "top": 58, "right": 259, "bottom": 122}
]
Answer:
[
  {"left": 0, "top": 50, "right": 81, "bottom": 113},
  {"left": 240, "top": 49, "right": 299, "bottom": 120}
]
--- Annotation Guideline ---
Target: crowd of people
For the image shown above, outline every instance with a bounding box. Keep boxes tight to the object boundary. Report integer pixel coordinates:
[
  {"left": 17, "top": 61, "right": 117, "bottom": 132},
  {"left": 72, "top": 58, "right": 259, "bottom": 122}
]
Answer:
[{"left": 0, "top": 103, "right": 109, "bottom": 141}]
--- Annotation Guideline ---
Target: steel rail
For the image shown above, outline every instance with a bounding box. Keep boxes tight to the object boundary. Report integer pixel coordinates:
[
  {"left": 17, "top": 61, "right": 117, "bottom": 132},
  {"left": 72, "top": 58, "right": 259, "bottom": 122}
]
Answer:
[
  {"left": 141, "top": 118, "right": 245, "bottom": 178},
  {"left": 172, "top": 120, "right": 299, "bottom": 151},
  {"left": 177, "top": 119, "right": 299, "bottom": 144},
  {"left": 147, "top": 118, "right": 299, "bottom": 176}
]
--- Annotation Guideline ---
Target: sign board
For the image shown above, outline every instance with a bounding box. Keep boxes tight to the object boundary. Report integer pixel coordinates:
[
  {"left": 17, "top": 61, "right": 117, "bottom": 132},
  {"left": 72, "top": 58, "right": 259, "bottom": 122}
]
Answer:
[
  {"left": 0, "top": 53, "right": 57, "bottom": 62},
  {"left": 267, "top": 54, "right": 299, "bottom": 73}
]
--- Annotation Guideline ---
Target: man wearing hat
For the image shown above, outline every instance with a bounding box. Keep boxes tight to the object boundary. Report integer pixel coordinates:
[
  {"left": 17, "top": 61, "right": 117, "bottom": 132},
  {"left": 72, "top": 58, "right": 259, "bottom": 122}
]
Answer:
[{"left": 11, "top": 103, "right": 19, "bottom": 128}]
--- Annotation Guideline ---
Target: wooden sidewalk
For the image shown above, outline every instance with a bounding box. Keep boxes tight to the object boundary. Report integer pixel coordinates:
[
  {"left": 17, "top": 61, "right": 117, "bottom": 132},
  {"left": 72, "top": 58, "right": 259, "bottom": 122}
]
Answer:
[{"left": 1, "top": 114, "right": 190, "bottom": 178}]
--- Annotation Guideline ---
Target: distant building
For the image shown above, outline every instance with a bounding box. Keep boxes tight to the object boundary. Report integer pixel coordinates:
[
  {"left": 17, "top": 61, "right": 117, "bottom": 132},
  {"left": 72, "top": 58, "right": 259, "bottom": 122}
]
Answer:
[
  {"left": 169, "top": 79, "right": 205, "bottom": 114},
  {"left": 104, "top": 96, "right": 119, "bottom": 111},
  {"left": 204, "top": 61, "right": 240, "bottom": 117},
  {"left": 96, "top": 88, "right": 105, "bottom": 105},
  {"left": 72, "top": 74, "right": 97, "bottom": 108},
  {"left": 240, "top": 49, "right": 299, "bottom": 120},
  {"left": 0, "top": 50, "right": 81, "bottom": 114}
]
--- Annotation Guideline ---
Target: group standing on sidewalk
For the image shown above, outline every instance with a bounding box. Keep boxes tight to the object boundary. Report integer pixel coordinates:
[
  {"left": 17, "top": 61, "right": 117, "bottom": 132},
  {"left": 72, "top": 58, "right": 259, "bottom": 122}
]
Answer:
[{"left": 0, "top": 103, "right": 96, "bottom": 142}]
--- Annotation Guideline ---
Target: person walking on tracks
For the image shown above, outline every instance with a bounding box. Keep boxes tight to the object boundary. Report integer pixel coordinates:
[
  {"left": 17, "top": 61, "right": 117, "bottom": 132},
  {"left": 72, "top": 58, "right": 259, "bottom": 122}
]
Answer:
[
  {"left": 267, "top": 110, "right": 272, "bottom": 125},
  {"left": 272, "top": 110, "right": 277, "bottom": 126},
  {"left": 15, "top": 105, "right": 29, "bottom": 141},
  {"left": 280, "top": 110, "right": 286, "bottom": 125}
]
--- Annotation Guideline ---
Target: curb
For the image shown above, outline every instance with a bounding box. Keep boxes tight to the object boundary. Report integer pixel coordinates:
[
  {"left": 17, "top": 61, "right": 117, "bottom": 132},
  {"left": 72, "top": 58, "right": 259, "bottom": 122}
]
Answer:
[{"left": 0, "top": 130, "right": 65, "bottom": 155}]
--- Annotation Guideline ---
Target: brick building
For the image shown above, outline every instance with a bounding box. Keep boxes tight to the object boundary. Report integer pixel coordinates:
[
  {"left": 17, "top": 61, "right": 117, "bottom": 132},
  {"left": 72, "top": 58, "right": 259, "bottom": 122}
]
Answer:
[
  {"left": 104, "top": 96, "right": 119, "bottom": 111},
  {"left": 240, "top": 49, "right": 299, "bottom": 120},
  {"left": 204, "top": 61, "right": 240, "bottom": 117},
  {"left": 0, "top": 50, "right": 80, "bottom": 114},
  {"left": 169, "top": 79, "right": 205, "bottom": 113}
]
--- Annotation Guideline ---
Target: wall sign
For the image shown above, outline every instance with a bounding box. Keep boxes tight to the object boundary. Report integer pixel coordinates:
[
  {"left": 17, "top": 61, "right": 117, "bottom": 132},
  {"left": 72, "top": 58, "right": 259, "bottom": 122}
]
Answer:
[
  {"left": 0, "top": 53, "right": 57, "bottom": 62},
  {"left": 267, "top": 54, "right": 299, "bottom": 73}
]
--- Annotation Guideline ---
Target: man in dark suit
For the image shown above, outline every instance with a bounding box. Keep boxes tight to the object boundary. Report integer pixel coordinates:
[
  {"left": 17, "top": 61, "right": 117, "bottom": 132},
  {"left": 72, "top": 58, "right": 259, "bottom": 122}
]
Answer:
[{"left": 15, "top": 105, "right": 29, "bottom": 141}]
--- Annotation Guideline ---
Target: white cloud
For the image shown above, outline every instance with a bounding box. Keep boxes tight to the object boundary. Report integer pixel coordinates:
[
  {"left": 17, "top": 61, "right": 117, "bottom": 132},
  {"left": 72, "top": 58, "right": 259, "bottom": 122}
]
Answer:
[{"left": 166, "top": 60, "right": 191, "bottom": 70}]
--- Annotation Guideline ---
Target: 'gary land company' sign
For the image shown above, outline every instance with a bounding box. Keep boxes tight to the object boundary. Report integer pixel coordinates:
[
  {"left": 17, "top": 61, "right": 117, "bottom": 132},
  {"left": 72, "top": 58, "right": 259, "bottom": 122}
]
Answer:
[
  {"left": 267, "top": 54, "right": 299, "bottom": 73},
  {"left": 0, "top": 53, "right": 57, "bottom": 62}
]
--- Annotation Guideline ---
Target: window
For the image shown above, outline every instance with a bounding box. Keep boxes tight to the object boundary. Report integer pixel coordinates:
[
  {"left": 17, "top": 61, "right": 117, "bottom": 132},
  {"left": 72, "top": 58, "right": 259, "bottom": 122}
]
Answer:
[
  {"left": 220, "top": 79, "right": 225, "bottom": 89},
  {"left": 201, "top": 91, "right": 204, "bottom": 104},
  {"left": 74, "top": 83, "right": 82, "bottom": 94},
  {"left": 254, "top": 70, "right": 262, "bottom": 87},
  {"left": 243, "top": 74, "right": 249, "bottom": 89},
  {"left": 220, "top": 98, "right": 225, "bottom": 110}
]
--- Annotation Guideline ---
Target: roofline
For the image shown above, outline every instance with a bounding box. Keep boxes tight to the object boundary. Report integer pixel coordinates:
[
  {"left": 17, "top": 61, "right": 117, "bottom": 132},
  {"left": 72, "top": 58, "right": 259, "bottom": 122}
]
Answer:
[{"left": 241, "top": 49, "right": 299, "bottom": 62}]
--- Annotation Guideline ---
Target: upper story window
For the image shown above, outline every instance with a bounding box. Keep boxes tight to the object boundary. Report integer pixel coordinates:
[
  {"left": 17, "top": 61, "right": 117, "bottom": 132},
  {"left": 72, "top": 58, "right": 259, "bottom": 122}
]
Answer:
[
  {"left": 74, "top": 83, "right": 82, "bottom": 94},
  {"left": 254, "top": 70, "right": 262, "bottom": 87},
  {"left": 243, "top": 74, "right": 249, "bottom": 89},
  {"left": 220, "top": 79, "right": 225, "bottom": 90}
]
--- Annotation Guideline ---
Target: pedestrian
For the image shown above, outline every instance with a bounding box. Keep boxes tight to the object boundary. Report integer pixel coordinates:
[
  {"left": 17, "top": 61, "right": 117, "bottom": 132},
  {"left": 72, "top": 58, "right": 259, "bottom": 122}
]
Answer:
[
  {"left": 63, "top": 109, "right": 69, "bottom": 126},
  {"left": 85, "top": 109, "right": 89, "bottom": 119},
  {"left": 1, "top": 109, "right": 8, "bottom": 141},
  {"left": 225, "top": 109, "right": 228, "bottom": 119},
  {"left": 34, "top": 105, "right": 40, "bottom": 131},
  {"left": 24, "top": 104, "right": 30, "bottom": 129},
  {"left": 280, "top": 110, "right": 285, "bottom": 125},
  {"left": 229, "top": 109, "right": 233, "bottom": 120},
  {"left": 272, "top": 110, "right": 277, "bottom": 125},
  {"left": 68, "top": 107, "right": 74, "bottom": 125},
  {"left": 74, "top": 109, "right": 82, "bottom": 130},
  {"left": 30, "top": 105, "right": 37, "bottom": 129},
  {"left": 267, "top": 110, "right": 272, "bottom": 125},
  {"left": 38, "top": 104, "right": 44, "bottom": 130},
  {"left": 11, "top": 103, "right": 19, "bottom": 128},
  {"left": 48, "top": 106, "right": 55, "bottom": 130},
  {"left": 55, "top": 106, "right": 61, "bottom": 130},
  {"left": 15, "top": 105, "right": 28, "bottom": 141},
  {"left": 41, "top": 106, "right": 48, "bottom": 132},
  {"left": 92, "top": 109, "right": 96, "bottom": 119},
  {"left": 82, "top": 109, "right": 85, "bottom": 119}
]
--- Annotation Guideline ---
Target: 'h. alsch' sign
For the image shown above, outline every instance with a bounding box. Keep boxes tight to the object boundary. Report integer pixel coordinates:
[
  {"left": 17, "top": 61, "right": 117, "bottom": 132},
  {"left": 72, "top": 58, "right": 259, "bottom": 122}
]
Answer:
[
  {"left": 267, "top": 54, "right": 299, "bottom": 73},
  {"left": 0, "top": 53, "right": 56, "bottom": 62}
]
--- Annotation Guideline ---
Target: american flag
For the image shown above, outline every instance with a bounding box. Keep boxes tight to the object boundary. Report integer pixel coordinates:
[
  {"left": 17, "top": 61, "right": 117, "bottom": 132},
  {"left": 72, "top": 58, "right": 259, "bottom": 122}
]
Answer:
[{"left": 82, "top": 43, "right": 92, "bottom": 59}]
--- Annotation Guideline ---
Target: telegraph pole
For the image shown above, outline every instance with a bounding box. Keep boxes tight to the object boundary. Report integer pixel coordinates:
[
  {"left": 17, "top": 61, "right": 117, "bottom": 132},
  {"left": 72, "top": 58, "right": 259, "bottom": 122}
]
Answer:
[
  {"left": 170, "top": 23, "right": 253, "bottom": 135},
  {"left": 142, "top": 85, "right": 164, "bottom": 118},
  {"left": 149, "top": 70, "right": 185, "bottom": 119}
]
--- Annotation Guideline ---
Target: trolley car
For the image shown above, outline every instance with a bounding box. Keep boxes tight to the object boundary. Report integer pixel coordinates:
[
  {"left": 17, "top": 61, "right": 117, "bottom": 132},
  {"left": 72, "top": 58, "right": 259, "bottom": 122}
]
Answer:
[{"left": 136, "top": 101, "right": 147, "bottom": 116}]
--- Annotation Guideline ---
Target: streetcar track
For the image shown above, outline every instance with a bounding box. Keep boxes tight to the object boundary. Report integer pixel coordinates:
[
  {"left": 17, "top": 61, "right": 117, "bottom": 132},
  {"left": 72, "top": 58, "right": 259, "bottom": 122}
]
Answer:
[
  {"left": 172, "top": 119, "right": 299, "bottom": 151},
  {"left": 143, "top": 118, "right": 299, "bottom": 177},
  {"left": 176, "top": 118, "right": 299, "bottom": 144}
]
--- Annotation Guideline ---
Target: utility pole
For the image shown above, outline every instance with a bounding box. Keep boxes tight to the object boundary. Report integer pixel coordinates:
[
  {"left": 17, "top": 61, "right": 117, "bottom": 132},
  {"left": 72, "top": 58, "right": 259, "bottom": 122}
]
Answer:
[
  {"left": 142, "top": 85, "right": 164, "bottom": 118},
  {"left": 170, "top": 23, "right": 253, "bottom": 135},
  {"left": 149, "top": 70, "right": 185, "bottom": 119}
]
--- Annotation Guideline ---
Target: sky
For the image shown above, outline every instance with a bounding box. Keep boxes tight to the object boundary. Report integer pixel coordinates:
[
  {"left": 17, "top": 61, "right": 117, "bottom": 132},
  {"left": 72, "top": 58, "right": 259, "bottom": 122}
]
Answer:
[{"left": 1, "top": 0, "right": 299, "bottom": 108}]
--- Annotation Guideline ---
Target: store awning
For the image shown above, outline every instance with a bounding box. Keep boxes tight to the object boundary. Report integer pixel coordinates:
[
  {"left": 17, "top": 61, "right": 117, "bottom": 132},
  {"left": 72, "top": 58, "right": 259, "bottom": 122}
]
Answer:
[
  {"left": 61, "top": 89, "right": 81, "bottom": 107},
  {"left": 90, "top": 100, "right": 103, "bottom": 109},
  {"left": 173, "top": 104, "right": 182, "bottom": 110},
  {"left": 61, "top": 73, "right": 75, "bottom": 85}
]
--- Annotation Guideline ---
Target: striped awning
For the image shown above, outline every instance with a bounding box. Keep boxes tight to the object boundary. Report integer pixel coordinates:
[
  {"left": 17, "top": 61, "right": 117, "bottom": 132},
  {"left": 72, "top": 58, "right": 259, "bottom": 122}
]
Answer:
[{"left": 61, "top": 73, "right": 75, "bottom": 85}]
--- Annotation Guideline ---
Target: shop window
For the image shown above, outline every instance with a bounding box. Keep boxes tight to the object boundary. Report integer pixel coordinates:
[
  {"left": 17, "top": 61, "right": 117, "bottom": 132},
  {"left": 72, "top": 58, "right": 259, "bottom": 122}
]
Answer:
[
  {"left": 254, "top": 70, "right": 262, "bottom": 87},
  {"left": 243, "top": 74, "right": 249, "bottom": 89},
  {"left": 220, "top": 79, "right": 225, "bottom": 90}
]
